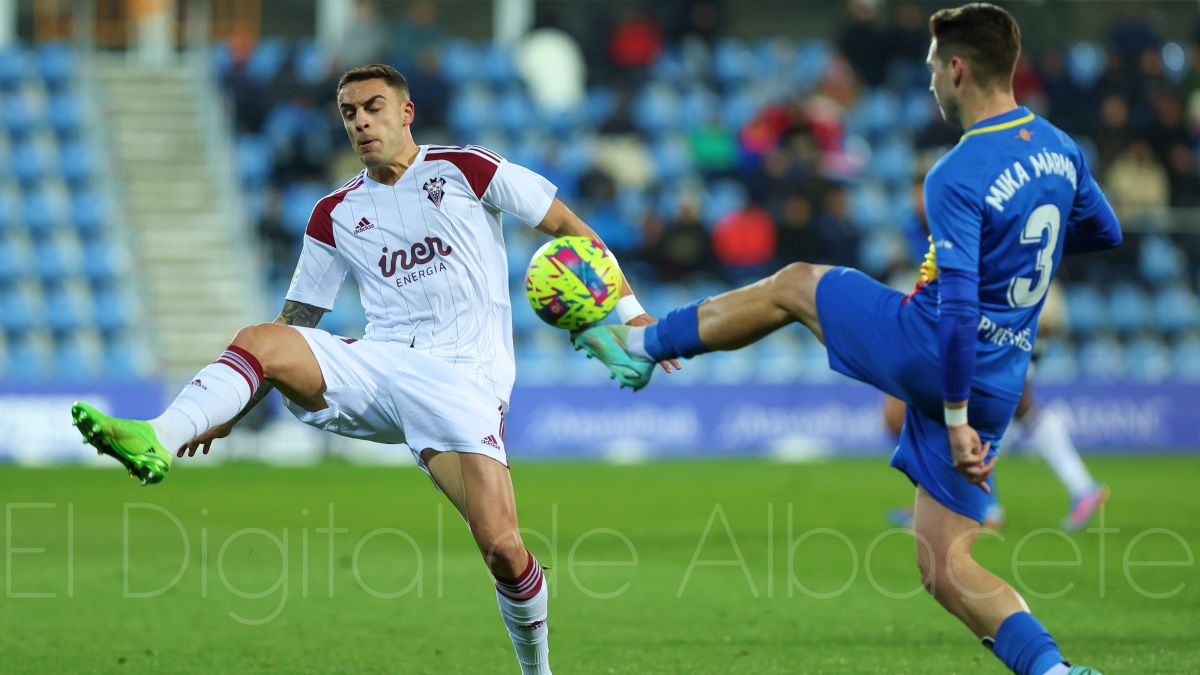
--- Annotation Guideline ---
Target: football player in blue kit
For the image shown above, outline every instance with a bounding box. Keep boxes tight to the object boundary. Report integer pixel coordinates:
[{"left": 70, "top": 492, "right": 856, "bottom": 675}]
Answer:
[{"left": 572, "top": 5, "right": 1119, "bottom": 674}]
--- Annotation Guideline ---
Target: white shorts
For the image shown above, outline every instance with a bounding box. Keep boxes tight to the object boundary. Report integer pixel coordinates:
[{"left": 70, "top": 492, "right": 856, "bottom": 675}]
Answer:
[{"left": 283, "top": 327, "right": 509, "bottom": 467}]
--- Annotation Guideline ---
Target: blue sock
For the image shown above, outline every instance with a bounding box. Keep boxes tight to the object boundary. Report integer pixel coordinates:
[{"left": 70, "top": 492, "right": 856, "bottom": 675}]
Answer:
[
  {"left": 643, "top": 300, "right": 709, "bottom": 361},
  {"left": 989, "top": 612, "right": 1065, "bottom": 675}
]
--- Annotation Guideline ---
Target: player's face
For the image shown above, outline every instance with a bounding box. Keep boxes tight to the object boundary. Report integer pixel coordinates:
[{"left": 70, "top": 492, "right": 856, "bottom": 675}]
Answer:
[
  {"left": 337, "top": 79, "right": 415, "bottom": 167},
  {"left": 926, "top": 40, "right": 961, "bottom": 127}
]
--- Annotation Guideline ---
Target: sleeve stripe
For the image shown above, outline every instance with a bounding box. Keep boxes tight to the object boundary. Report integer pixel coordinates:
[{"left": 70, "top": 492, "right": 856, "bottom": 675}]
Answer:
[
  {"left": 465, "top": 144, "right": 503, "bottom": 163},
  {"left": 425, "top": 150, "right": 500, "bottom": 199},
  {"left": 305, "top": 176, "right": 364, "bottom": 248}
]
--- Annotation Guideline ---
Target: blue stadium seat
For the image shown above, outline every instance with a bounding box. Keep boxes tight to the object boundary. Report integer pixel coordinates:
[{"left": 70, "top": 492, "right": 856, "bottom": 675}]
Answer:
[
  {"left": 209, "top": 42, "right": 234, "bottom": 81},
  {"left": 0, "top": 287, "right": 40, "bottom": 334},
  {"left": 280, "top": 182, "right": 330, "bottom": 236},
  {"left": 1152, "top": 285, "right": 1200, "bottom": 334},
  {"left": 93, "top": 289, "right": 132, "bottom": 335},
  {"left": 70, "top": 188, "right": 108, "bottom": 239},
  {"left": 1034, "top": 338, "right": 1078, "bottom": 383},
  {"left": 482, "top": 43, "right": 519, "bottom": 86},
  {"left": 870, "top": 134, "right": 917, "bottom": 187},
  {"left": 719, "top": 85, "right": 764, "bottom": 132},
  {"left": 5, "top": 338, "right": 52, "bottom": 381},
  {"left": 448, "top": 87, "right": 498, "bottom": 135},
  {"left": 1065, "top": 284, "right": 1108, "bottom": 336},
  {"left": 793, "top": 40, "right": 832, "bottom": 91},
  {"left": 584, "top": 87, "right": 617, "bottom": 127},
  {"left": 1138, "top": 235, "right": 1185, "bottom": 285},
  {"left": 22, "top": 189, "right": 63, "bottom": 236},
  {"left": 236, "top": 134, "right": 274, "bottom": 187},
  {"left": 54, "top": 334, "right": 101, "bottom": 381},
  {"left": 292, "top": 40, "right": 330, "bottom": 85},
  {"left": 497, "top": 87, "right": 535, "bottom": 136},
  {"left": 1077, "top": 336, "right": 1125, "bottom": 380},
  {"left": 10, "top": 140, "right": 48, "bottom": 186},
  {"left": 44, "top": 287, "right": 90, "bottom": 335},
  {"left": 1171, "top": 336, "right": 1200, "bottom": 381},
  {"left": 1124, "top": 336, "right": 1170, "bottom": 382},
  {"left": 47, "top": 91, "right": 84, "bottom": 138},
  {"left": 849, "top": 182, "right": 891, "bottom": 231},
  {"left": 701, "top": 180, "right": 748, "bottom": 228},
  {"left": 1106, "top": 283, "right": 1151, "bottom": 334},
  {"left": 633, "top": 84, "right": 682, "bottom": 134},
  {"left": 2, "top": 94, "right": 34, "bottom": 137},
  {"left": 1066, "top": 42, "right": 1106, "bottom": 90},
  {"left": 713, "top": 38, "right": 755, "bottom": 85},
  {"left": 1162, "top": 42, "right": 1189, "bottom": 83},
  {"left": 60, "top": 139, "right": 99, "bottom": 187},
  {"left": 651, "top": 46, "right": 687, "bottom": 83},
  {"left": 680, "top": 86, "right": 719, "bottom": 130},
  {"left": 36, "top": 42, "right": 76, "bottom": 91},
  {"left": 440, "top": 40, "right": 484, "bottom": 83},
  {"left": 647, "top": 136, "right": 693, "bottom": 184},
  {"left": 247, "top": 38, "right": 288, "bottom": 84},
  {"left": 0, "top": 44, "right": 25, "bottom": 92},
  {"left": 33, "top": 243, "right": 71, "bottom": 285},
  {"left": 102, "top": 337, "right": 146, "bottom": 379},
  {"left": 81, "top": 240, "right": 120, "bottom": 286}
]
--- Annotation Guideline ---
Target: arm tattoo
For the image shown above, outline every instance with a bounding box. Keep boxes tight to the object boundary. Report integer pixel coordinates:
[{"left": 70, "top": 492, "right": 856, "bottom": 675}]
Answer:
[
  {"left": 233, "top": 300, "right": 328, "bottom": 423},
  {"left": 275, "top": 299, "right": 328, "bottom": 328}
]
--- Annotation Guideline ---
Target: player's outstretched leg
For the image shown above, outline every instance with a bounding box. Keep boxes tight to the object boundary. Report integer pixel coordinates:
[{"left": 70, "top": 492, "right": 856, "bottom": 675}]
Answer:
[
  {"left": 573, "top": 263, "right": 833, "bottom": 388},
  {"left": 913, "top": 487, "right": 1100, "bottom": 674},
  {"left": 72, "top": 401, "right": 172, "bottom": 485},
  {"left": 72, "top": 323, "right": 326, "bottom": 481},
  {"left": 425, "top": 450, "right": 551, "bottom": 675}
]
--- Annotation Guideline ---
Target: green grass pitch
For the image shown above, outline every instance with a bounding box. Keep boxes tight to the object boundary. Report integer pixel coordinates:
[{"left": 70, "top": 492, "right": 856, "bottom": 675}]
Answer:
[{"left": 1, "top": 456, "right": 1197, "bottom": 674}]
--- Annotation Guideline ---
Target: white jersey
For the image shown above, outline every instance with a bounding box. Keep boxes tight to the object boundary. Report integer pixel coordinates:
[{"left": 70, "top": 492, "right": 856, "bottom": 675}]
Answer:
[{"left": 286, "top": 144, "right": 557, "bottom": 406}]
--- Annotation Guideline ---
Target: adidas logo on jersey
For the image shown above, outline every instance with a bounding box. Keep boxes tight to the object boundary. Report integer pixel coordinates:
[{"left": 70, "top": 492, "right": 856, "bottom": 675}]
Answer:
[
  {"left": 481, "top": 434, "right": 501, "bottom": 450},
  {"left": 353, "top": 217, "right": 375, "bottom": 234}
]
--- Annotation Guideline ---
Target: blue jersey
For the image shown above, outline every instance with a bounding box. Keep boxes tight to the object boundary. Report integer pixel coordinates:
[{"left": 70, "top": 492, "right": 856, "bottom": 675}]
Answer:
[{"left": 904, "top": 107, "right": 1114, "bottom": 399}]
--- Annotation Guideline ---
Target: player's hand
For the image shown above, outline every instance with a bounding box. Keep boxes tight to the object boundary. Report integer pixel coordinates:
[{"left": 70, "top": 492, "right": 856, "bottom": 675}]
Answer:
[
  {"left": 178, "top": 420, "right": 236, "bottom": 457},
  {"left": 624, "top": 313, "right": 682, "bottom": 373},
  {"left": 949, "top": 424, "right": 996, "bottom": 493}
]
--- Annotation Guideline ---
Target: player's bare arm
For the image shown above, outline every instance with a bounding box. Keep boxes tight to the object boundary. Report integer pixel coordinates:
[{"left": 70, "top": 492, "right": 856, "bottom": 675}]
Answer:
[
  {"left": 536, "top": 198, "right": 681, "bottom": 372},
  {"left": 178, "top": 300, "right": 328, "bottom": 457}
]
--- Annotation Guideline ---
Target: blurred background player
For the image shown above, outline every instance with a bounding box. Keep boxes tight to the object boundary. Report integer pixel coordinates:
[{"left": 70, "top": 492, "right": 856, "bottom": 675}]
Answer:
[
  {"left": 573, "top": 5, "right": 1118, "bottom": 674},
  {"left": 885, "top": 178, "right": 1108, "bottom": 531},
  {"left": 70, "top": 64, "right": 671, "bottom": 675}
]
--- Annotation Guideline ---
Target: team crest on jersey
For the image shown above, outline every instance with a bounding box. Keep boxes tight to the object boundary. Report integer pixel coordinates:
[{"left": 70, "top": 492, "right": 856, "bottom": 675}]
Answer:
[{"left": 423, "top": 177, "right": 446, "bottom": 208}]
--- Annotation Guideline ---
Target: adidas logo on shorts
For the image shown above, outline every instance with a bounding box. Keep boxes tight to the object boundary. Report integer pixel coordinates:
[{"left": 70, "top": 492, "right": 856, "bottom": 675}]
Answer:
[{"left": 481, "top": 434, "right": 501, "bottom": 450}]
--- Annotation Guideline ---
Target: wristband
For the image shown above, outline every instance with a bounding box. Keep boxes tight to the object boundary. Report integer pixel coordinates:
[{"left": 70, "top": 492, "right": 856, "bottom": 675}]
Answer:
[
  {"left": 944, "top": 405, "right": 969, "bottom": 428},
  {"left": 616, "top": 295, "right": 646, "bottom": 323}
]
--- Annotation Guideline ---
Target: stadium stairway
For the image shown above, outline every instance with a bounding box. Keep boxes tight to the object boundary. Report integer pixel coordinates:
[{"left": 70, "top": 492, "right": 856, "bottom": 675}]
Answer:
[{"left": 96, "top": 58, "right": 262, "bottom": 379}]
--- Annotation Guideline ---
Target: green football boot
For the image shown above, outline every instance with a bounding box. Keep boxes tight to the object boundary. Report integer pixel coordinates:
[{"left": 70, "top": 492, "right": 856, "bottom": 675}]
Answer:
[
  {"left": 71, "top": 401, "right": 172, "bottom": 485},
  {"left": 570, "top": 324, "right": 656, "bottom": 391}
]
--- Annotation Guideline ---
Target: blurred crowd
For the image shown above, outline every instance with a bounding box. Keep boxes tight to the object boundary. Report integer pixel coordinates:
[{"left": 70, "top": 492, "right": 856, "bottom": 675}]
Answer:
[{"left": 217, "top": 0, "right": 1200, "bottom": 300}]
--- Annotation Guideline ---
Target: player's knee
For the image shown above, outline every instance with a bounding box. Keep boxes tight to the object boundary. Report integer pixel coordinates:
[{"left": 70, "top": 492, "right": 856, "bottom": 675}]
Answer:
[
  {"left": 229, "top": 323, "right": 285, "bottom": 366},
  {"left": 483, "top": 531, "right": 527, "bottom": 580}
]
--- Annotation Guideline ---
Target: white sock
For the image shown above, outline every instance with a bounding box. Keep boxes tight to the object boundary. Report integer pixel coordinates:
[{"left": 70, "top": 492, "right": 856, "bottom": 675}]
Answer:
[
  {"left": 149, "top": 347, "right": 262, "bottom": 451},
  {"left": 495, "top": 552, "right": 550, "bottom": 675},
  {"left": 625, "top": 326, "right": 651, "bottom": 359},
  {"left": 1026, "top": 406, "right": 1095, "bottom": 497},
  {"left": 1042, "top": 663, "right": 1070, "bottom": 675}
]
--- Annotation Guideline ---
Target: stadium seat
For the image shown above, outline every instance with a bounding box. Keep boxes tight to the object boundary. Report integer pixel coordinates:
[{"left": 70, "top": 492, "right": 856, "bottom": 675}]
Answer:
[
  {"left": 440, "top": 40, "right": 484, "bottom": 83},
  {"left": 69, "top": 188, "right": 108, "bottom": 239},
  {"left": 447, "top": 87, "right": 498, "bottom": 135},
  {"left": 1065, "top": 284, "right": 1108, "bottom": 336},
  {"left": 849, "top": 181, "right": 891, "bottom": 231},
  {"left": 1106, "top": 283, "right": 1151, "bottom": 334},
  {"left": 247, "top": 38, "right": 288, "bottom": 84},
  {"left": 1152, "top": 285, "right": 1200, "bottom": 334},
  {"left": 36, "top": 42, "right": 76, "bottom": 91},
  {"left": 1066, "top": 42, "right": 1106, "bottom": 90},
  {"left": 292, "top": 40, "right": 330, "bottom": 85},
  {"left": 47, "top": 91, "right": 84, "bottom": 139},
  {"left": 4, "top": 336, "right": 52, "bottom": 381},
  {"left": 1138, "top": 235, "right": 1185, "bottom": 285},
  {"left": 81, "top": 240, "right": 121, "bottom": 287},
  {"left": 44, "top": 286, "right": 91, "bottom": 335},
  {"left": 713, "top": 38, "right": 755, "bottom": 85},
  {"left": 53, "top": 333, "right": 102, "bottom": 381},
  {"left": 10, "top": 140, "right": 48, "bottom": 186},
  {"left": 60, "top": 139, "right": 99, "bottom": 187},
  {"left": 481, "top": 43, "right": 519, "bottom": 87},
  {"left": 701, "top": 180, "right": 748, "bottom": 228},
  {"left": 633, "top": 84, "right": 683, "bottom": 134},
  {"left": 280, "top": 182, "right": 330, "bottom": 236},
  {"left": 102, "top": 337, "right": 147, "bottom": 379},
  {"left": 869, "top": 134, "right": 917, "bottom": 187},
  {"left": 647, "top": 136, "right": 693, "bottom": 184},
  {"left": 92, "top": 289, "right": 132, "bottom": 335},
  {"left": 719, "top": 85, "right": 765, "bottom": 132},
  {"left": 0, "top": 286, "right": 41, "bottom": 334},
  {"left": 0, "top": 44, "right": 25, "bottom": 92},
  {"left": 680, "top": 86, "right": 719, "bottom": 131},
  {"left": 1170, "top": 335, "right": 1200, "bottom": 381},
  {"left": 1034, "top": 337, "right": 1078, "bottom": 383},
  {"left": 793, "top": 40, "right": 832, "bottom": 91},
  {"left": 496, "top": 87, "right": 536, "bottom": 136},
  {"left": 2, "top": 93, "right": 34, "bottom": 138},
  {"left": 1124, "top": 336, "right": 1170, "bottom": 382},
  {"left": 1077, "top": 336, "right": 1125, "bottom": 380},
  {"left": 236, "top": 134, "right": 274, "bottom": 187}
]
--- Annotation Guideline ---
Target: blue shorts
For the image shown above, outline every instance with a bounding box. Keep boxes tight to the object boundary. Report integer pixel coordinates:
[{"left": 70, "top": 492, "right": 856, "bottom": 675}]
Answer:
[{"left": 815, "top": 268, "right": 1018, "bottom": 522}]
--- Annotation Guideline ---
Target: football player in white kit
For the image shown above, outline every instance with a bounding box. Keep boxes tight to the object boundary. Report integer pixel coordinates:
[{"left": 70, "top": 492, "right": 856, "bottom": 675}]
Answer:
[{"left": 71, "top": 64, "right": 677, "bottom": 674}]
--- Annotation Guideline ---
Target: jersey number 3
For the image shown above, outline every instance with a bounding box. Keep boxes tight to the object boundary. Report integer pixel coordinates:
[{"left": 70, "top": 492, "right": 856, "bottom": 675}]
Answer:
[{"left": 1007, "top": 204, "right": 1060, "bottom": 308}]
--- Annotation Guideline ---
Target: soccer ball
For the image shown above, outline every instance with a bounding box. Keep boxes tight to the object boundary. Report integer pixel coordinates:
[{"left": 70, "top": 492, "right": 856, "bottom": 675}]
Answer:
[{"left": 525, "top": 236, "right": 622, "bottom": 330}]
